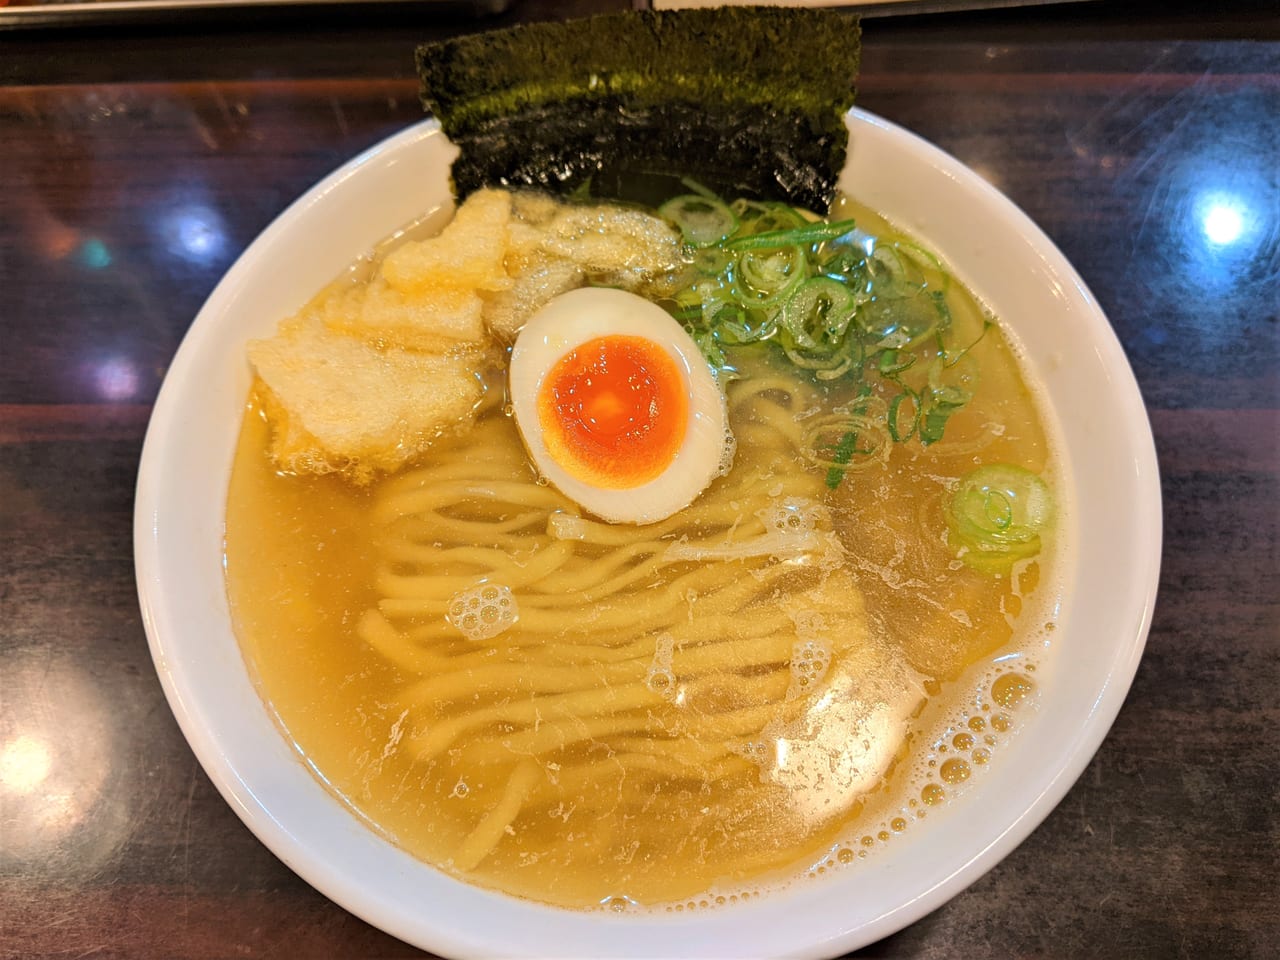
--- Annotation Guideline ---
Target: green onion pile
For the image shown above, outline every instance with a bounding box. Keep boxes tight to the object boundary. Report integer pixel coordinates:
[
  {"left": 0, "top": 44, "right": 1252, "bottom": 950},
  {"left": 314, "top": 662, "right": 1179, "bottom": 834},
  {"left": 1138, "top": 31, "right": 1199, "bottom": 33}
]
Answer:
[{"left": 659, "top": 183, "right": 991, "bottom": 490}]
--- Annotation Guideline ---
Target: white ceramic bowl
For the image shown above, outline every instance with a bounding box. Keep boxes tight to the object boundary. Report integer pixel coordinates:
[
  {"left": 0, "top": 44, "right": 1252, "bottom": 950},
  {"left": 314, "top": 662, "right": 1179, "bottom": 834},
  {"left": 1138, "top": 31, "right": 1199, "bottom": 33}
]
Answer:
[{"left": 134, "top": 110, "right": 1161, "bottom": 958}]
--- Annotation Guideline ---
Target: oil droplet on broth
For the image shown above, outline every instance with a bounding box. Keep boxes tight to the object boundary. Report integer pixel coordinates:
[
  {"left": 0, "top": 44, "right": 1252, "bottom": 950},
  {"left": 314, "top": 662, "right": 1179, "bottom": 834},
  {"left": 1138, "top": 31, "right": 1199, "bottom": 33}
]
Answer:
[
  {"left": 838, "top": 848, "right": 855, "bottom": 864},
  {"left": 952, "top": 732, "right": 975, "bottom": 751},
  {"left": 991, "top": 671, "right": 1035, "bottom": 708},
  {"left": 991, "top": 713, "right": 1012, "bottom": 732},
  {"left": 890, "top": 817, "right": 907, "bottom": 832},
  {"left": 940, "top": 758, "right": 971, "bottom": 784},
  {"left": 921, "top": 783, "right": 946, "bottom": 806},
  {"left": 972, "top": 747, "right": 992, "bottom": 764}
]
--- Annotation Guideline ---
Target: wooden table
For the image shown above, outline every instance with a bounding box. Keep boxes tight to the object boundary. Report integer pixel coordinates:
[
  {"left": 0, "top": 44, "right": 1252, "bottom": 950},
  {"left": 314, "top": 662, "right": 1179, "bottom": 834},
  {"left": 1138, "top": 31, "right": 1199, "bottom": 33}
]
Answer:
[{"left": 2, "top": 3, "right": 1277, "bottom": 957}]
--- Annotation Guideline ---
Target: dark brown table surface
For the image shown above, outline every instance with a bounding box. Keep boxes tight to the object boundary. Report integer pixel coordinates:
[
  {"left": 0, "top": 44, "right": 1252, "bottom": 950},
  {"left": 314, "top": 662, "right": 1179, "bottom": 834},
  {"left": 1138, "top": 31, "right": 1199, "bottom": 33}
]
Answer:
[{"left": 1, "top": 2, "right": 1277, "bottom": 958}]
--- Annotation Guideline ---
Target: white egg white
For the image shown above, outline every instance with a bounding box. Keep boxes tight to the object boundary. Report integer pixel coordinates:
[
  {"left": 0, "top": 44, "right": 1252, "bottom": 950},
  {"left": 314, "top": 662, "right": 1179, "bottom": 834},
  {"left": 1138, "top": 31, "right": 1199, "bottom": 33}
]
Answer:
[{"left": 508, "top": 287, "right": 731, "bottom": 525}]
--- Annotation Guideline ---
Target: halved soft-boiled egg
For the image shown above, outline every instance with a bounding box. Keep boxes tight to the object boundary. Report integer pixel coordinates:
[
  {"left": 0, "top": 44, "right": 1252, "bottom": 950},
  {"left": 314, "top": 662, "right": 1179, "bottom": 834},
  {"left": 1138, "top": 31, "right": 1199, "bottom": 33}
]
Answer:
[{"left": 509, "top": 287, "right": 732, "bottom": 524}]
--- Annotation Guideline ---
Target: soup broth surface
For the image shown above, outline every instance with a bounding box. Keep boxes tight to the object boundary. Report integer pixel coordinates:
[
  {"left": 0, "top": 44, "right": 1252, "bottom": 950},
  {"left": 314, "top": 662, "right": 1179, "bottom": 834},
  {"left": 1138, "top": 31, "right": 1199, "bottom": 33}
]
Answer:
[{"left": 226, "top": 196, "right": 1063, "bottom": 909}]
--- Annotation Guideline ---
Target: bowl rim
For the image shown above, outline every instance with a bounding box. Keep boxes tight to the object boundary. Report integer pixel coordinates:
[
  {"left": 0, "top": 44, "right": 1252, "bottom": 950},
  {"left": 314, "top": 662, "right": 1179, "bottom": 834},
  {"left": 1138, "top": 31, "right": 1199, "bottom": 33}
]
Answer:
[{"left": 134, "top": 108, "right": 1161, "bottom": 958}]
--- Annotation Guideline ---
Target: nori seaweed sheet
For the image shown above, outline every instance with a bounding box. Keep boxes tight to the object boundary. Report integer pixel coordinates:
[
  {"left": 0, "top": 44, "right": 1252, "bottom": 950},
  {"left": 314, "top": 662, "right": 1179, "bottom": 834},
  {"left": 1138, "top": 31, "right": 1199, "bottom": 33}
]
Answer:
[{"left": 416, "top": 7, "right": 861, "bottom": 211}]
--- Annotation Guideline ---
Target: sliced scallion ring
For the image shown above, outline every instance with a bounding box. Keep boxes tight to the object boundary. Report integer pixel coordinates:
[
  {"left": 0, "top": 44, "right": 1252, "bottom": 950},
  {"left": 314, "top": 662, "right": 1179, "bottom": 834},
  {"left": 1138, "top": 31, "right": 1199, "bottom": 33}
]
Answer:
[
  {"left": 784, "top": 329, "right": 861, "bottom": 381},
  {"left": 726, "top": 218, "right": 858, "bottom": 252},
  {"left": 732, "top": 199, "right": 808, "bottom": 233},
  {"left": 738, "top": 245, "right": 807, "bottom": 303},
  {"left": 692, "top": 247, "right": 733, "bottom": 276},
  {"left": 887, "top": 390, "right": 920, "bottom": 442},
  {"left": 947, "top": 463, "right": 1054, "bottom": 573},
  {"left": 659, "top": 195, "right": 738, "bottom": 248},
  {"left": 781, "top": 276, "right": 858, "bottom": 353}
]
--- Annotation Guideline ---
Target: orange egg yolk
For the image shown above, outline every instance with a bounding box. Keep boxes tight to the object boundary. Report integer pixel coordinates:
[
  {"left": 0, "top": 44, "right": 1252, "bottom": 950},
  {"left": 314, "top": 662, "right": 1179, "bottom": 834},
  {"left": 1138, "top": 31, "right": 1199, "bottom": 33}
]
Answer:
[{"left": 537, "top": 335, "right": 689, "bottom": 489}]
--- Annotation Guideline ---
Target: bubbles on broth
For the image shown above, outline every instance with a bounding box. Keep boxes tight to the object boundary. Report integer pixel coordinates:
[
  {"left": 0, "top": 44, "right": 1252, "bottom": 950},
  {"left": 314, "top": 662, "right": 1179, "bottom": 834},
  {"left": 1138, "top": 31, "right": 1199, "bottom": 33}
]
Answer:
[
  {"left": 660, "top": 639, "right": 1053, "bottom": 911},
  {"left": 646, "top": 632, "right": 679, "bottom": 702},
  {"left": 447, "top": 583, "right": 518, "bottom": 641},
  {"left": 786, "top": 636, "right": 832, "bottom": 699},
  {"left": 991, "top": 671, "right": 1036, "bottom": 708},
  {"left": 717, "top": 421, "right": 738, "bottom": 477},
  {"left": 761, "top": 497, "right": 821, "bottom": 538}
]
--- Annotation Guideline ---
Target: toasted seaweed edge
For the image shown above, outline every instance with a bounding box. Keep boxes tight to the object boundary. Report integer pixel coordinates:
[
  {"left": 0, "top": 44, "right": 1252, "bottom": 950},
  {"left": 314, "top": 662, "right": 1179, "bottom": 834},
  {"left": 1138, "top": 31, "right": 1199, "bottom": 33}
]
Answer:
[{"left": 415, "top": 7, "right": 861, "bottom": 210}]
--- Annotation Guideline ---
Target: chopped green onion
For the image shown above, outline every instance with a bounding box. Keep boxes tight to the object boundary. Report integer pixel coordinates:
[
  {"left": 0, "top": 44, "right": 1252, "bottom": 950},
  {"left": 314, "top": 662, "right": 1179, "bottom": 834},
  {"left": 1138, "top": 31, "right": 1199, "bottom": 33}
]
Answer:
[
  {"left": 824, "top": 386, "right": 875, "bottom": 483},
  {"left": 781, "top": 276, "right": 857, "bottom": 353},
  {"left": 947, "top": 464, "right": 1053, "bottom": 573},
  {"left": 919, "top": 355, "right": 975, "bottom": 445},
  {"left": 660, "top": 195, "right": 738, "bottom": 247},
  {"left": 943, "top": 318, "right": 993, "bottom": 367},
  {"left": 887, "top": 390, "right": 920, "bottom": 442},
  {"left": 678, "top": 177, "right": 722, "bottom": 201},
  {"left": 919, "top": 404, "right": 957, "bottom": 445},
  {"left": 725, "top": 218, "right": 857, "bottom": 251},
  {"left": 878, "top": 349, "right": 916, "bottom": 376},
  {"left": 819, "top": 246, "right": 864, "bottom": 277},
  {"left": 691, "top": 328, "right": 728, "bottom": 369},
  {"left": 825, "top": 429, "right": 860, "bottom": 489},
  {"left": 784, "top": 340, "right": 858, "bottom": 378},
  {"left": 693, "top": 247, "right": 733, "bottom": 276},
  {"left": 732, "top": 199, "right": 807, "bottom": 233},
  {"left": 894, "top": 240, "right": 946, "bottom": 279},
  {"left": 928, "top": 289, "right": 952, "bottom": 328},
  {"left": 737, "top": 245, "right": 807, "bottom": 302},
  {"left": 660, "top": 188, "right": 985, "bottom": 490},
  {"left": 714, "top": 304, "right": 774, "bottom": 344},
  {"left": 866, "top": 245, "right": 904, "bottom": 281}
]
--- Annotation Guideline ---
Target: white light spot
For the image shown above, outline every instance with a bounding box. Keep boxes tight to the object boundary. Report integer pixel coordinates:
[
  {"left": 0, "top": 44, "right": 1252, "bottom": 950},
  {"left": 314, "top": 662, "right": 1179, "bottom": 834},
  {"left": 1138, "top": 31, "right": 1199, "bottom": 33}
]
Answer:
[
  {"left": 94, "top": 357, "right": 139, "bottom": 401},
  {"left": 1202, "top": 203, "right": 1244, "bottom": 246},
  {"left": 161, "top": 204, "right": 228, "bottom": 263},
  {"left": 1, "top": 735, "right": 53, "bottom": 794}
]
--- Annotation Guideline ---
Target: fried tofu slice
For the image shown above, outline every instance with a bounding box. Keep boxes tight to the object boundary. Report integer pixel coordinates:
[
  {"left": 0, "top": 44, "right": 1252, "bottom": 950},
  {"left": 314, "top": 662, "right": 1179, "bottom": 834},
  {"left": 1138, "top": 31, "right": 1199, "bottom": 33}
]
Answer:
[
  {"left": 535, "top": 203, "right": 683, "bottom": 285},
  {"left": 322, "top": 279, "right": 489, "bottom": 352},
  {"left": 381, "top": 188, "right": 513, "bottom": 296},
  {"left": 247, "top": 316, "right": 489, "bottom": 481},
  {"left": 481, "top": 195, "right": 683, "bottom": 341},
  {"left": 325, "top": 189, "right": 513, "bottom": 352}
]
